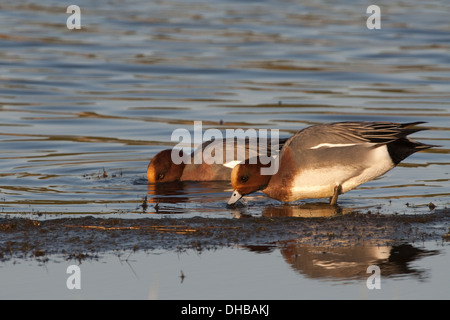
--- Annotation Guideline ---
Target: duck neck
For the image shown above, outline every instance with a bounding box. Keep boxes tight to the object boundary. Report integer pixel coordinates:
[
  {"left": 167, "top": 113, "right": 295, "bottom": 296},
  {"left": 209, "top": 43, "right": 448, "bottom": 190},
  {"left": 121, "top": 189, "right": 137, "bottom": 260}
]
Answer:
[{"left": 261, "top": 146, "right": 294, "bottom": 202}]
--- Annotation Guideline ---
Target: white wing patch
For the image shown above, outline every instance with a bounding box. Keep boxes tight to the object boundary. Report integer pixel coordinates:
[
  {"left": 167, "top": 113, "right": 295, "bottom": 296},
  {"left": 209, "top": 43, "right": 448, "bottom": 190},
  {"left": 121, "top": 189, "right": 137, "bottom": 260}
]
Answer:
[
  {"left": 310, "top": 143, "right": 357, "bottom": 149},
  {"left": 223, "top": 160, "right": 242, "bottom": 169},
  {"left": 309, "top": 143, "right": 357, "bottom": 150}
]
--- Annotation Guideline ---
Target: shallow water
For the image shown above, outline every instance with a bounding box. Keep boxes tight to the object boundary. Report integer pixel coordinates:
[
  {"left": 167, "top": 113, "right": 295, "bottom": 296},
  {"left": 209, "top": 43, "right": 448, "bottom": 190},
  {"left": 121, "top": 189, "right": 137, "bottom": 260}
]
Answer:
[
  {"left": 0, "top": 0, "right": 449, "bottom": 300},
  {"left": 1, "top": 241, "right": 449, "bottom": 300}
]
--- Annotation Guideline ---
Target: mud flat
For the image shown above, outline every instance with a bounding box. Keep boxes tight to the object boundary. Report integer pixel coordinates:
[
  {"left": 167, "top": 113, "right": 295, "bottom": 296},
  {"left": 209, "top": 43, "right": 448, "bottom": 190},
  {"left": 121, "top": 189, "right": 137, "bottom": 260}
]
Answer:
[{"left": 1, "top": 208, "right": 449, "bottom": 263}]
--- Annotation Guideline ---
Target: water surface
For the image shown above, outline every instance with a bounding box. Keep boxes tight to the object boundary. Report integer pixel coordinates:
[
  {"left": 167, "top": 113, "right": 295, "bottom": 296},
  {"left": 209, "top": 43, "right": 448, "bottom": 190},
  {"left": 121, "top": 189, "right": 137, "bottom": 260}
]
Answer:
[{"left": 0, "top": 0, "right": 449, "bottom": 300}]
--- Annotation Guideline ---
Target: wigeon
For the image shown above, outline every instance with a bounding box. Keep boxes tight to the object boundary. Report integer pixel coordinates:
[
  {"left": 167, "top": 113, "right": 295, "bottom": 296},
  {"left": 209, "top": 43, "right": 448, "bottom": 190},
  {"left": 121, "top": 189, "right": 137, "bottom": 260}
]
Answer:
[
  {"left": 228, "top": 121, "right": 435, "bottom": 205},
  {"left": 147, "top": 137, "right": 287, "bottom": 183}
]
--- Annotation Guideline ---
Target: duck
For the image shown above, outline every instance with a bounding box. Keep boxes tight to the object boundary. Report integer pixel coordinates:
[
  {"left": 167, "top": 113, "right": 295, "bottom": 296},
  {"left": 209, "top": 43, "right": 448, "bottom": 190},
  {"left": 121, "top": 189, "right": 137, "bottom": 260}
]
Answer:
[
  {"left": 228, "top": 121, "right": 435, "bottom": 205},
  {"left": 147, "top": 137, "right": 287, "bottom": 183}
]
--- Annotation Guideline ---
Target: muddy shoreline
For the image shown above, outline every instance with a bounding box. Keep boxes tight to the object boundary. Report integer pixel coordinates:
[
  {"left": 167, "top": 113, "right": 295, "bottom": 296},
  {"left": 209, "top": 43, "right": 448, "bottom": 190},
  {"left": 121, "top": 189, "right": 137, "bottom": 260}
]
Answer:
[{"left": 1, "top": 209, "right": 449, "bottom": 263}]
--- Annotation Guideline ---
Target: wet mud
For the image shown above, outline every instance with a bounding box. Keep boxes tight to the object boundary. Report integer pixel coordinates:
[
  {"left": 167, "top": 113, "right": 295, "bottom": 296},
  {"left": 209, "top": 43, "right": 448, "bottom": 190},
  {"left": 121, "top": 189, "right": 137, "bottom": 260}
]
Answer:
[{"left": 1, "top": 208, "right": 449, "bottom": 263}]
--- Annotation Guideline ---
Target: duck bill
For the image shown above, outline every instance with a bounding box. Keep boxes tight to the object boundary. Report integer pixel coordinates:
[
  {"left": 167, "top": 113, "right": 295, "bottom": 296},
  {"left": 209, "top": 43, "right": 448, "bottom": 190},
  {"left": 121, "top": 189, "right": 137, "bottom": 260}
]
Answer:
[{"left": 227, "top": 190, "right": 243, "bottom": 205}]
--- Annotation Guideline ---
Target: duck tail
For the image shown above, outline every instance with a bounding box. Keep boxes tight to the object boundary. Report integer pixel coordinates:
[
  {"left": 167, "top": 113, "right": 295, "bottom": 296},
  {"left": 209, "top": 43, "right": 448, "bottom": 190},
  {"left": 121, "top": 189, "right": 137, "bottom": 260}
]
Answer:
[
  {"left": 397, "top": 121, "right": 428, "bottom": 136},
  {"left": 387, "top": 137, "right": 436, "bottom": 165},
  {"left": 386, "top": 122, "right": 441, "bottom": 164}
]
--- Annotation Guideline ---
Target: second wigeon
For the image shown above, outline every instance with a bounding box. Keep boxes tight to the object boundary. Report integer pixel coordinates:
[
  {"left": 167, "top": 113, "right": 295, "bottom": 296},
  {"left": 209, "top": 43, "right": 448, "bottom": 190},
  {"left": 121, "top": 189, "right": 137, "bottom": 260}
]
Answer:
[
  {"left": 228, "top": 121, "right": 435, "bottom": 205},
  {"left": 147, "top": 137, "right": 286, "bottom": 183}
]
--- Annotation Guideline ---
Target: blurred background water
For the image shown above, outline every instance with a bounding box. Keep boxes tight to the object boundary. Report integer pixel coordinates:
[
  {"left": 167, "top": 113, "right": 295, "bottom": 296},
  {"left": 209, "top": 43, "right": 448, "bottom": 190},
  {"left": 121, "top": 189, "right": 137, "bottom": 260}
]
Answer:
[{"left": 0, "top": 0, "right": 449, "bottom": 217}]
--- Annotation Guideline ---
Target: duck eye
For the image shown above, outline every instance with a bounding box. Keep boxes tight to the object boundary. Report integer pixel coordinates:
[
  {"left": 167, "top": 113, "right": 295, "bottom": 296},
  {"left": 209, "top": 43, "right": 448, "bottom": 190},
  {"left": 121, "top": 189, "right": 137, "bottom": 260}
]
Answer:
[
  {"left": 157, "top": 173, "right": 165, "bottom": 180},
  {"left": 240, "top": 175, "right": 249, "bottom": 183}
]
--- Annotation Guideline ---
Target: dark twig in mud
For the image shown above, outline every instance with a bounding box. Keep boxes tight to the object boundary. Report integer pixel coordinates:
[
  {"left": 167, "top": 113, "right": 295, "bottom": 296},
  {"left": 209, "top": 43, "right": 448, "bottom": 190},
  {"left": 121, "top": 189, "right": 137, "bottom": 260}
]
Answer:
[{"left": 141, "top": 195, "right": 148, "bottom": 212}]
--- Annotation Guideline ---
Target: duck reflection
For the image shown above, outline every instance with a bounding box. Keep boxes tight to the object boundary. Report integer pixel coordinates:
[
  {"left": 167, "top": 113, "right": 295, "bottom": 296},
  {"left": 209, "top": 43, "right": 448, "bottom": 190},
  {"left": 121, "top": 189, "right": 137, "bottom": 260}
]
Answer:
[
  {"left": 278, "top": 242, "right": 438, "bottom": 281},
  {"left": 146, "top": 181, "right": 232, "bottom": 214},
  {"left": 147, "top": 181, "right": 189, "bottom": 204},
  {"left": 145, "top": 182, "right": 189, "bottom": 214},
  {"left": 261, "top": 202, "right": 355, "bottom": 218}
]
